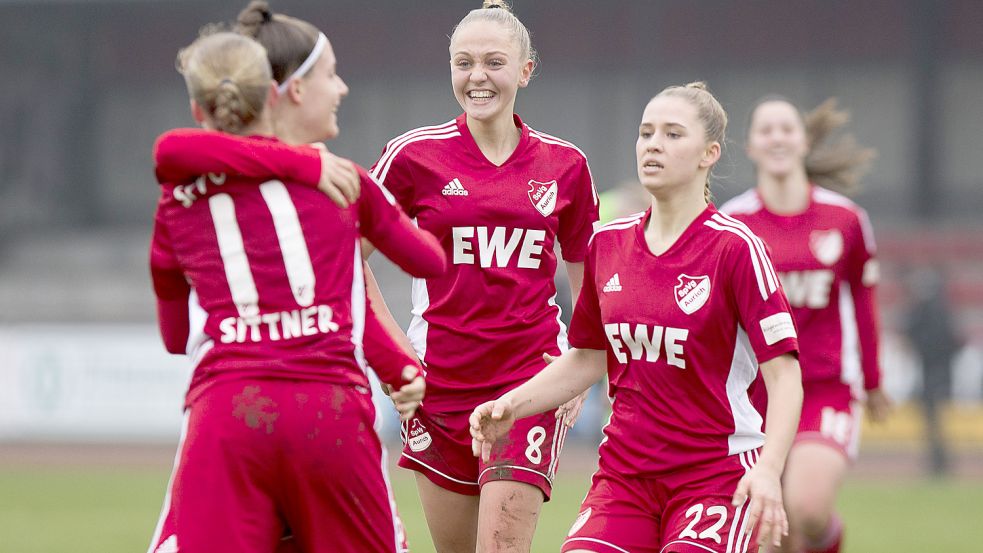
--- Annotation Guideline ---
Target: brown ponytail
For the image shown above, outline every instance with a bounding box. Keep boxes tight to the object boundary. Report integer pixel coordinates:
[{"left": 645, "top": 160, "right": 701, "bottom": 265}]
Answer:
[
  {"left": 235, "top": 0, "right": 320, "bottom": 86},
  {"left": 803, "top": 98, "right": 876, "bottom": 194}
]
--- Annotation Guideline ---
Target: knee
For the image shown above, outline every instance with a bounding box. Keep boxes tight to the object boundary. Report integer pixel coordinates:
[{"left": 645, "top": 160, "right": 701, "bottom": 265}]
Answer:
[{"left": 787, "top": 499, "right": 833, "bottom": 538}]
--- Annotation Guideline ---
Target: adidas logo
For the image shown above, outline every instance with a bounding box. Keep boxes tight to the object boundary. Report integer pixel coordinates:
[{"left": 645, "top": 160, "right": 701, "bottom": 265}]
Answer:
[
  {"left": 441, "top": 178, "right": 469, "bottom": 196},
  {"left": 602, "top": 273, "right": 622, "bottom": 293}
]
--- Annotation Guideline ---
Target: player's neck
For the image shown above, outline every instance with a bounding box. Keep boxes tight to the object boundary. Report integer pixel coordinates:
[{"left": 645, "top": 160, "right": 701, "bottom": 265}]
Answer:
[
  {"left": 757, "top": 170, "right": 810, "bottom": 215},
  {"left": 644, "top": 186, "right": 707, "bottom": 256},
  {"left": 466, "top": 113, "right": 521, "bottom": 166}
]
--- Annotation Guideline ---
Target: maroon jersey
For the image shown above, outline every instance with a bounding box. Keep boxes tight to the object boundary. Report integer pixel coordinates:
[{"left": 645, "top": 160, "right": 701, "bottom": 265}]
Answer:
[
  {"left": 150, "top": 142, "right": 444, "bottom": 405},
  {"left": 568, "top": 206, "right": 798, "bottom": 476},
  {"left": 719, "top": 186, "right": 880, "bottom": 392},
  {"left": 369, "top": 114, "right": 599, "bottom": 411}
]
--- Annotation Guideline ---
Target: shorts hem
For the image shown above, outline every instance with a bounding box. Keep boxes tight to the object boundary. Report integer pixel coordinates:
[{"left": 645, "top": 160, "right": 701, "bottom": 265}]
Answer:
[
  {"left": 660, "top": 538, "right": 722, "bottom": 552},
  {"left": 478, "top": 464, "right": 553, "bottom": 500},
  {"left": 397, "top": 453, "right": 480, "bottom": 496},
  {"left": 793, "top": 432, "right": 855, "bottom": 462},
  {"left": 561, "top": 536, "right": 631, "bottom": 553}
]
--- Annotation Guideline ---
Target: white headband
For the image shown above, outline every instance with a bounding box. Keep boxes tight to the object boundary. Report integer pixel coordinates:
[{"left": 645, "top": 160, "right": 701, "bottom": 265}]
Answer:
[{"left": 276, "top": 32, "right": 327, "bottom": 95}]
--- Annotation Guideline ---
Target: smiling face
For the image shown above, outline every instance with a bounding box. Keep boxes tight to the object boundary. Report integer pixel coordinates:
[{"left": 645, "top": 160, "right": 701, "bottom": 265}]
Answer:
[
  {"left": 449, "top": 19, "right": 532, "bottom": 125},
  {"left": 296, "top": 39, "right": 348, "bottom": 141},
  {"left": 636, "top": 95, "right": 720, "bottom": 198},
  {"left": 746, "top": 100, "right": 809, "bottom": 180}
]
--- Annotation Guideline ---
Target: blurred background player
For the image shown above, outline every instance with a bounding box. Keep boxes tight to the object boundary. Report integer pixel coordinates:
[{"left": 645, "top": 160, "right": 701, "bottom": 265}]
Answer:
[
  {"left": 719, "top": 96, "right": 892, "bottom": 553},
  {"left": 147, "top": 24, "right": 445, "bottom": 553},
  {"left": 365, "top": 2, "right": 599, "bottom": 551},
  {"left": 471, "top": 82, "right": 803, "bottom": 553}
]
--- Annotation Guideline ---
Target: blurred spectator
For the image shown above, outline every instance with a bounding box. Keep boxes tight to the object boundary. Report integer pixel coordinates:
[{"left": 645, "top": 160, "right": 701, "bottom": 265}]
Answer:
[{"left": 904, "top": 268, "right": 962, "bottom": 476}]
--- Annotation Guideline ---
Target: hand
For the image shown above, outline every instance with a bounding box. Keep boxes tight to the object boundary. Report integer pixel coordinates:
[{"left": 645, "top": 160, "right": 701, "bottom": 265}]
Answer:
[
  {"left": 389, "top": 366, "right": 425, "bottom": 421},
  {"left": 469, "top": 397, "right": 518, "bottom": 462},
  {"left": 865, "top": 387, "right": 892, "bottom": 423},
  {"left": 311, "top": 143, "right": 360, "bottom": 208},
  {"left": 732, "top": 462, "right": 787, "bottom": 549}
]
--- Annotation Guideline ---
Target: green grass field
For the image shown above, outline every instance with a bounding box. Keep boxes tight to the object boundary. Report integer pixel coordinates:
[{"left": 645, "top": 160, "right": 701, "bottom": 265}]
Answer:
[{"left": 1, "top": 460, "right": 981, "bottom": 553}]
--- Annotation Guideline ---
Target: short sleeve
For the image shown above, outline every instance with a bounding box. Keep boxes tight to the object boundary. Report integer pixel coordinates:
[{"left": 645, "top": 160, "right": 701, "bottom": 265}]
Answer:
[
  {"left": 725, "top": 235, "right": 799, "bottom": 364},
  {"left": 369, "top": 142, "right": 417, "bottom": 216},
  {"left": 568, "top": 245, "right": 607, "bottom": 350},
  {"left": 557, "top": 157, "right": 599, "bottom": 263}
]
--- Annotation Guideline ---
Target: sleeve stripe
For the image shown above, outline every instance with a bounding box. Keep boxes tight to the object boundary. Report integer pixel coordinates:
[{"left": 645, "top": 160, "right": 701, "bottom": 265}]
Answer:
[
  {"left": 704, "top": 218, "right": 775, "bottom": 300},
  {"left": 588, "top": 215, "right": 644, "bottom": 246},
  {"left": 370, "top": 131, "right": 461, "bottom": 183},
  {"left": 377, "top": 120, "right": 456, "bottom": 162},
  {"left": 367, "top": 173, "right": 397, "bottom": 205},
  {"left": 528, "top": 130, "right": 599, "bottom": 207},
  {"left": 711, "top": 213, "right": 780, "bottom": 293}
]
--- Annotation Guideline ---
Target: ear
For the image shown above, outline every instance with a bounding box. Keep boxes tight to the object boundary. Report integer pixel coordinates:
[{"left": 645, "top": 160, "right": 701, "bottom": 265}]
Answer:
[
  {"left": 266, "top": 80, "right": 279, "bottom": 110},
  {"left": 190, "top": 99, "right": 207, "bottom": 125},
  {"left": 700, "top": 142, "right": 722, "bottom": 168},
  {"left": 285, "top": 77, "right": 304, "bottom": 105},
  {"left": 517, "top": 58, "right": 534, "bottom": 88}
]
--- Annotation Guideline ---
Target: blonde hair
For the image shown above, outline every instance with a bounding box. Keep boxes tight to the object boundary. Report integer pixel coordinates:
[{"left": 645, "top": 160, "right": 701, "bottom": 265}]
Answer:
[
  {"left": 655, "top": 81, "right": 728, "bottom": 203},
  {"left": 177, "top": 30, "right": 271, "bottom": 134},
  {"left": 451, "top": 0, "right": 537, "bottom": 71}
]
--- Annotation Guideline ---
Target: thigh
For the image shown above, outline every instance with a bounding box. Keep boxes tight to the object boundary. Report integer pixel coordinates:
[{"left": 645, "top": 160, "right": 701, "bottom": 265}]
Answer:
[
  {"left": 478, "top": 408, "right": 569, "bottom": 500},
  {"left": 416, "top": 472, "right": 480, "bottom": 553},
  {"left": 398, "top": 407, "right": 481, "bottom": 495},
  {"left": 561, "top": 470, "right": 661, "bottom": 553},
  {"left": 783, "top": 441, "right": 849, "bottom": 521},
  {"left": 279, "top": 383, "right": 403, "bottom": 553},
  {"left": 661, "top": 453, "right": 757, "bottom": 553},
  {"left": 477, "top": 480, "right": 543, "bottom": 553},
  {"left": 149, "top": 382, "right": 283, "bottom": 553}
]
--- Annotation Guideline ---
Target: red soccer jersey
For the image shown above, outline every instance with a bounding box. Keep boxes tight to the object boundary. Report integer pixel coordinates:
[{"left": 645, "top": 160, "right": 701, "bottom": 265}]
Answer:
[
  {"left": 369, "top": 114, "right": 599, "bottom": 411},
  {"left": 568, "top": 206, "right": 799, "bottom": 476},
  {"left": 150, "top": 142, "right": 444, "bottom": 404},
  {"left": 720, "top": 186, "right": 880, "bottom": 392}
]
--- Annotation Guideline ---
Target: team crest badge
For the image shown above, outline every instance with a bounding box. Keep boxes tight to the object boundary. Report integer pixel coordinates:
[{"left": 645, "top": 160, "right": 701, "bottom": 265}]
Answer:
[
  {"left": 406, "top": 418, "right": 432, "bottom": 452},
  {"left": 809, "top": 229, "right": 844, "bottom": 266},
  {"left": 674, "top": 274, "right": 711, "bottom": 315},
  {"left": 527, "top": 180, "right": 558, "bottom": 217}
]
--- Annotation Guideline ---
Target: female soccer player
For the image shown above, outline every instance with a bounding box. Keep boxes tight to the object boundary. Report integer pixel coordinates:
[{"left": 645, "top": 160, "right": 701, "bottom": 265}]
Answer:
[
  {"left": 147, "top": 28, "right": 444, "bottom": 553},
  {"left": 152, "top": 2, "right": 600, "bottom": 551},
  {"left": 720, "top": 96, "right": 890, "bottom": 553},
  {"left": 367, "top": 2, "right": 599, "bottom": 551},
  {"left": 470, "top": 82, "right": 804, "bottom": 553}
]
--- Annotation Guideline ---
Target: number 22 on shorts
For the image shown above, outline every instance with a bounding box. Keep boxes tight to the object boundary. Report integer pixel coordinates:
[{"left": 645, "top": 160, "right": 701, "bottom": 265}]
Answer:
[{"left": 679, "top": 503, "right": 728, "bottom": 544}]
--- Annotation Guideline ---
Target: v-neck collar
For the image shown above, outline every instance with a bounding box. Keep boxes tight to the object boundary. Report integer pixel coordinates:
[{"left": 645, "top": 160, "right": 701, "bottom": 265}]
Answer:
[
  {"left": 455, "top": 113, "right": 530, "bottom": 168},
  {"left": 634, "top": 204, "right": 717, "bottom": 259}
]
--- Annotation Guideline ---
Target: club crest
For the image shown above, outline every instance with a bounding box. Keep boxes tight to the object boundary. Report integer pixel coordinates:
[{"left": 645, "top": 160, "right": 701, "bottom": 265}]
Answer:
[
  {"left": 674, "top": 274, "right": 711, "bottom": 314},
  {"left": 527, "top": 180, "right": 558, "bottom": 217},
  {"left": 406, "top": 418, "right": 432, "bottom": 452},
  {"left": 809, "top": 229, "right": 844, "bottom": 266}
]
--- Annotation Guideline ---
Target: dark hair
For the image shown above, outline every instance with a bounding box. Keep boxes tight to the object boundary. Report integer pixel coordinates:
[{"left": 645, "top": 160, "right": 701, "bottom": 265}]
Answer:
[
  {"left": 236, "top": 1, "right": 320, "bottom": 85},
  {"left": 748, "top": 95, "right": 876, "bottom": 194}
]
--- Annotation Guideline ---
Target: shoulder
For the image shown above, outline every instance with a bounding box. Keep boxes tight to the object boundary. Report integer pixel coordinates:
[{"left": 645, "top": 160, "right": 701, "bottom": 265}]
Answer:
[
  {"left": 702, "top": 211, "right": 772, "bottom": 259},
  {"left": 717, "top": 189, "right": 763, "bottom": 216},
  {"left": 811, "top": 186, "right": 874, "bottom": 238},
  {"left": 526, "top": 126, "right": 590, "bottom": 166},
  {"left": 588, "top": 211, "right": 645, "bottom": 249},
  {"left": 370, "top": 119, "right": 461, "bottom": 180}
]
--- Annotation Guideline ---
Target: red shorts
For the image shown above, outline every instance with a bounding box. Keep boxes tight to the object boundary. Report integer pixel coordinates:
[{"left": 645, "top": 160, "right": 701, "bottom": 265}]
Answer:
[
  {"left": 397, "top": 404, "right": 569, "bottom": 499},
  {"left": 795, "top": 381, "right": 862, "bottom": 461},
  {"left": 147, "top": 379, "right": 405, "bottom": 553},
  {"left": 562, "top": 450, "right": 761, "bottom": 553}
]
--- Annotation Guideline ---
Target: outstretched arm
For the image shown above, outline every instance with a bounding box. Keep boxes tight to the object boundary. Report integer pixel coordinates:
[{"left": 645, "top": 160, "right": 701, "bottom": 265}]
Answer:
[{"left": 470, "top": 347, "right": 606, "bottom": 461}]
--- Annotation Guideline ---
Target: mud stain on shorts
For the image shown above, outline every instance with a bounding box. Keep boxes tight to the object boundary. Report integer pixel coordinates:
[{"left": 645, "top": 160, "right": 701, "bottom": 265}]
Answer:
[{"left": 232, "top": 385, "right": 279, "bottom": 434}]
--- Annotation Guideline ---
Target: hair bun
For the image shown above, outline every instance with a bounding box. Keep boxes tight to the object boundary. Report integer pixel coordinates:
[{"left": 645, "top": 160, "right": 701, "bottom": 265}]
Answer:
[
  {"left": 482, "top": 0, "right": 510, "bottom": 11},
  {"left": 685, "top": 81, "right": 709, "bottom": 91}
]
